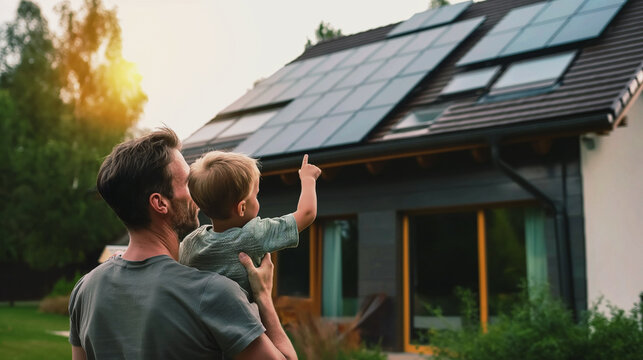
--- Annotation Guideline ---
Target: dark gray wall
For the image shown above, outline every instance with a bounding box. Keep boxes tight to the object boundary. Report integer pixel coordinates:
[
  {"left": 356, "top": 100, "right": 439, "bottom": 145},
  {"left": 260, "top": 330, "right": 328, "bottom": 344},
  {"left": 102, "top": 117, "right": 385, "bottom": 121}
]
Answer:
[{"left": 258, "top": 139, "right": 587, "bottom": 350}]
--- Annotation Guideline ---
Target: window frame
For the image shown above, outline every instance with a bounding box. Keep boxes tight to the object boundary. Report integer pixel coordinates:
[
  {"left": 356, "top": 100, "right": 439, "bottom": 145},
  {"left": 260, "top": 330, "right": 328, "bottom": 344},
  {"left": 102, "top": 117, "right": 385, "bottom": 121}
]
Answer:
[
  {"left": 273, "top": 214, "right": 359, "bottom": 320},
  {"left": 402, "top": 202, "right": 541, "bottom": 354}
]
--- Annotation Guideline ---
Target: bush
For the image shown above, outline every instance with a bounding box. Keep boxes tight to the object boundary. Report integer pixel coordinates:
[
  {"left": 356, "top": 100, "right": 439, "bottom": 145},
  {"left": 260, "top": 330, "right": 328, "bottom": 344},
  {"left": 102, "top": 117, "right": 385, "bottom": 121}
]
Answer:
[
  {"left": 583, "top": 299, "right": 643, "bottom": 360},
  {"left": 39, "top": 295, "right": 71, "bottom": 315},
  {"left": 429, "top": 288, "right": 643, "bottom": 360},
  {"left": 39, "top": 272, "right": 83, "bottom": 315},
  {"left": 48, "top": 272, "right": 83, "bottom": 297},
  {"left": 288, "top": 313, "right": 386, "bottom": 360}
]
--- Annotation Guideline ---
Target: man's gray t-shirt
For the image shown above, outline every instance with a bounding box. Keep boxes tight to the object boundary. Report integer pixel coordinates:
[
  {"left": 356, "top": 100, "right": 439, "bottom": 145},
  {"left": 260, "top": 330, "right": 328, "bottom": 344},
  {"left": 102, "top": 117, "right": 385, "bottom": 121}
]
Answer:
[
  {"left": 68, "top": 255, "right": 264, "bottom": 360},
  {"left": 179, "top": 214, "right": 299, "bottom": 296}
]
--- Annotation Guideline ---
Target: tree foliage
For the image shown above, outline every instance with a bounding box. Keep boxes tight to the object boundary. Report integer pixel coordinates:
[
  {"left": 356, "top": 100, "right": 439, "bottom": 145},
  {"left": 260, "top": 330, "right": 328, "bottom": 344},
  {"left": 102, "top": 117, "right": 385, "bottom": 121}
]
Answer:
[
  {"left": 430, "top": 0, "right": 450, "bottom": 9},
  {"left": 0, "top": 0, "right": 146, "bottom": 297},
  {"left": 305, "top": 21, "right": 343, "bottom": 49}
]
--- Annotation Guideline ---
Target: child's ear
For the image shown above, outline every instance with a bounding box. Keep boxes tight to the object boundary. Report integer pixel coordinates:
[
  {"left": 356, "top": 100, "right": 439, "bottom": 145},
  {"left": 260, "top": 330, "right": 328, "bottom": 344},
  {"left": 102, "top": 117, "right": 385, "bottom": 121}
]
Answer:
[{"left": 236, "top": 200, "right": 246, "bottom": 217}]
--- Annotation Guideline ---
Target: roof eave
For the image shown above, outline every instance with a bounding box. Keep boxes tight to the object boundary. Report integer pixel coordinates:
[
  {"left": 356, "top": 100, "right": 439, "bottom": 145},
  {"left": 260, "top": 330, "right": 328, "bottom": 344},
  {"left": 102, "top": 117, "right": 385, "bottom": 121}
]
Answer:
[{"left": 257, "top": 111, "right": 613, "bottom": 175}]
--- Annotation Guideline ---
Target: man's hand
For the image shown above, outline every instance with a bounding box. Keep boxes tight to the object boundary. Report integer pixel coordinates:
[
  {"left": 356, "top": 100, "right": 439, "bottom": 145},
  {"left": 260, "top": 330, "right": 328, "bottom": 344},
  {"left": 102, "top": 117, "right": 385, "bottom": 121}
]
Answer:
[
  {"left": 298, "top": 154, "right": 321, "bottom": 181},
  {"left": 239, "top": 252, "right": 273, "bottom": 300},
  {"left": 237, "top": 252, "right": 297, "bottom": 359}
]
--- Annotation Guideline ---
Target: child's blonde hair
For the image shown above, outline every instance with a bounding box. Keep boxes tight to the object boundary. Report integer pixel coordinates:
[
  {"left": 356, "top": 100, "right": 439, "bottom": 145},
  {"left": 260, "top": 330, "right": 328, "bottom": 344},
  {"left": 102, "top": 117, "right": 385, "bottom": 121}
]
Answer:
[{"left": 188, "top": 151, "right": 260, "bottom": 220}]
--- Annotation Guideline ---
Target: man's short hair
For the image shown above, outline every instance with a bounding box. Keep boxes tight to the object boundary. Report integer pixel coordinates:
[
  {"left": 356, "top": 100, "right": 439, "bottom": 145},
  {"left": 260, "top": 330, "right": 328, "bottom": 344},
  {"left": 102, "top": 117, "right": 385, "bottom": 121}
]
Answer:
[
  {"left": 189, "top": 151, "right": 260, "bottom": 220},
  {"left": 97, "top": 128, "right": 180, "bottom": 229}
]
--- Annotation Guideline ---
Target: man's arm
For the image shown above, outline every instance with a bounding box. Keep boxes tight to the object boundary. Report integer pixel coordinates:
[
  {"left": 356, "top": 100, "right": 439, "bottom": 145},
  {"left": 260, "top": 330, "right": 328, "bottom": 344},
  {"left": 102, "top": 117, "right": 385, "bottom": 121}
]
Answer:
[
  {"left": 292, "top": 154, "right": 321, "bottom": 232},
  {"left": 72, "top": 345, "right": 87, "bottom": 360},
  {"left": 235, "top": 252, "right": 297, "bottom": 360}
]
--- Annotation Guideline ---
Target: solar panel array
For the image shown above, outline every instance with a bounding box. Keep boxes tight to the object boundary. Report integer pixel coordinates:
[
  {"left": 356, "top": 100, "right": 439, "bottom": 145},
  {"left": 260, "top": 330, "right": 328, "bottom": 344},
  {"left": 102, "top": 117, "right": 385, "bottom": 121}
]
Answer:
[
  {"left": 210, "top": 16, "right": 486, "bottom": 157},
  {"left": 457, "top": 0, "right": 628, "bottom": 66},
  {"left": 387, "top": 1, "right": 472, "bottom": 38}
]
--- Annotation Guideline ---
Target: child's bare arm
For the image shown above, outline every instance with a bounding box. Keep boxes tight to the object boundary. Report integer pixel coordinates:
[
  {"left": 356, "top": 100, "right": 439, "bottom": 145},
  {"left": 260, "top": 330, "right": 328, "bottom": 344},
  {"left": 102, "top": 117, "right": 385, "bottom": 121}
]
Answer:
[{"left": 293, "top": 154, "right": 321, "bottom": 232}]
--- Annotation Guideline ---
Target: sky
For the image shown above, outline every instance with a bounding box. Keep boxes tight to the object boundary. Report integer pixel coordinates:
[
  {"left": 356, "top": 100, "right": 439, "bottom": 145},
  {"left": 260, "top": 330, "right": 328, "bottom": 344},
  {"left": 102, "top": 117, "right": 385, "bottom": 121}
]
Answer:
[{"left": 0, "top": 0, "right": 468, "bottom": 140}]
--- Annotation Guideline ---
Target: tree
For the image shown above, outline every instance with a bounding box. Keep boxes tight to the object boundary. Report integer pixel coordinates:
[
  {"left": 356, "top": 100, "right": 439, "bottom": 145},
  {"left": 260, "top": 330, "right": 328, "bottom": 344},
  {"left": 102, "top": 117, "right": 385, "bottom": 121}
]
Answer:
[
  {"left": 305, "top": 21, "right": 343, "bottom": 49},
  {"left": 430, "top": 0, "right": 450, "bottom": 9},
  {"left": 0, "top": 0, "right": 146, "bottom": 303}
]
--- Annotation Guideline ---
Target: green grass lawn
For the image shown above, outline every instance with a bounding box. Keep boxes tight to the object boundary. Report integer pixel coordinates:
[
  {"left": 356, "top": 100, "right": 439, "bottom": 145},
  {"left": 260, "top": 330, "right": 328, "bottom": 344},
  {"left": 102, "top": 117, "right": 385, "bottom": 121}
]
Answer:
[{"left": 0, "top": 302, "right": 71, "bottom": 360}]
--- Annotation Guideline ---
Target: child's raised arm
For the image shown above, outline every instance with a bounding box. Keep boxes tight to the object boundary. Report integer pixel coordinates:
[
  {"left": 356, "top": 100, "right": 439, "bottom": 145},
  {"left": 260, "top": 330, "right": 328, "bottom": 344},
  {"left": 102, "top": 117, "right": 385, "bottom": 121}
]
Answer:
[{"left": 293, "top": 154, "right": 321, "bottom": 232}]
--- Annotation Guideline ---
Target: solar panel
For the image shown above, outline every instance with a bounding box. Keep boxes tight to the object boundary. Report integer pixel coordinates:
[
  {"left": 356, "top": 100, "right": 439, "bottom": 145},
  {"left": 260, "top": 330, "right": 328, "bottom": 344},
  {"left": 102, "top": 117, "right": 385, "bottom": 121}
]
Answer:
[
  {"left": 500, "top": 20, "right": 565, "bottom": 57},
  {"left": 312, "top": 49, "right": 354, "bottom": 74},
  {"left": 433, "top": 17, "right": 485, "bottom": 46},
  {"left": 335, "top": 60, "right": 385, "bottom": 89},
  {"left": 183, "top": 119, "right": 235, "bottom": 146},
  {"left": 283, "top": 56, "right": 326, "bottom": 81},
  {"left": 323, "top": 106, "right": 395, "bottom": 147},
  {"left": 330, "top": 81, "right": 388, "bottom": 115},
  {"left": 581, "top": 0, "right": 626, "bottom": 12},
  {"left": 210, "top": 16, "right": 485, "bottom": 157},
  {"left": 234, "top": 126, "right": 283, "bottom": 155},
  {"left": 339, "top": 42, "right": 383, "bottom": 68},
  {"left": 399, "top": 27, "right": 446, "bottom": 54},
  {"left": 244, "top": 81, "right": 294, "bottom": 108},
  {"left": 219, "top": 83, "right": 268, "bottom": 113},
  {"left": 489, "top": 2, "right": 547, "bottom": 34},
  {"left": 261, "top": 62, "right": 301, "bottom": 86},
  {"left": 532, "top": 0, "right": 584, "bottom": 23},
  {"left": 263, "top": 96, "right": 321, "bottom": 127},
  {"left": 370, "top": 36, "right": 414, "bottom": 61},
  {"left": 457, "top": 30, "right": 519, "bottom": 65},
  {"left": 218, "top": 110, "right": 277, "bottom": 138},
  {"left": 402, "top": 43, "right": 459, "bottom": 75},
  {"left": 289, "top": 114, "right": 353, "bottom": 151},
  {"left": 304, "top": 68, "right": 352, "bottom": 95},
  {"left": 297, "top": 89, "right": 352, "bottom": 120},
  {"left": 387, "top": 1, "right": 472, "bottom": 38},
  {"left": 424, "top": 1, "right": 473, "bottom": 28},
  {"left": 366, "top": 73, "right": 425, "bottom": 108},
  {"left": 255, "top": 120, "right": 317, "bottom": 156},
  {"left": 387, "top": 10, "right": 438, "bottom": 39},
  {"left": 274, "top": 75, "right": 322, "bottom": 102},
  {"left": 490, "top": 51, "right": 576, "bottom": 93},
  {"left": 368, "top": 53, "right": 419, "bottom": 82},
  {"left": 458, "top": 0, "right": 628, "bottom": 66},
  {"left": 548, "top": 5, "right": 622, "bottom": 47},
  {"left": 441, "top": 66, "right": 500, "bottom": 95}
]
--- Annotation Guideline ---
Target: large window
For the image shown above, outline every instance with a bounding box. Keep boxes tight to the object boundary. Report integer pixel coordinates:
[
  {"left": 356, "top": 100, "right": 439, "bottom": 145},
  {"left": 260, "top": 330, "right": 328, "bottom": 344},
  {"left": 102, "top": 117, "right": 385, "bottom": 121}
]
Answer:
[
  {"left": 403, "top": 205, "right": 547, "bottom": 353},
  {"left": 274, "top": 217, "right": 359, "bottom": 320}
]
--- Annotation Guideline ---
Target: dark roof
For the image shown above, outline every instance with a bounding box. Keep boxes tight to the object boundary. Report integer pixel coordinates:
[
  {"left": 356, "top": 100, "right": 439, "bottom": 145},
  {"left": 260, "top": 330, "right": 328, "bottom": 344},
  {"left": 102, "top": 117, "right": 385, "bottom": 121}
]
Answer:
[
  {"left": 368, "top": 0, "right": 643, "bottom": 141},
  {"left": 186, "top": 0, "right": 643, "bottom": 169}
]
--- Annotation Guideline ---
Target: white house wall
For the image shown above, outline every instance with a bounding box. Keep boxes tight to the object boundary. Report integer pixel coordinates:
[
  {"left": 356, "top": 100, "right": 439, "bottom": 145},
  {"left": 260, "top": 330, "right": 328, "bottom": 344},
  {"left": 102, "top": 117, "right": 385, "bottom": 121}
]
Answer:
[{"left": 581, "top": 94, "right": 643, "bottom": 311}]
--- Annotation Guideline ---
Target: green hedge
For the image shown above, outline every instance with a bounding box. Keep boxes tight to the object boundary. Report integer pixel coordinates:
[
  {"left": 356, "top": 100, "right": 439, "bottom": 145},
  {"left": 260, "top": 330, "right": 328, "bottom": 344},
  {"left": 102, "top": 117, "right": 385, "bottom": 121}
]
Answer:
[{"left": 429, "top": 288, "right": 643, "bottom": 360}]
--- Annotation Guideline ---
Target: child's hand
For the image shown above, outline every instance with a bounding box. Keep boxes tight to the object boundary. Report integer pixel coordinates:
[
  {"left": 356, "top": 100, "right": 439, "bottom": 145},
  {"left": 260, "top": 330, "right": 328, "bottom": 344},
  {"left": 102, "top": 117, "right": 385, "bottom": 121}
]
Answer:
[{"left": 298, "top": 154, "right": 321, "bottom": 181}]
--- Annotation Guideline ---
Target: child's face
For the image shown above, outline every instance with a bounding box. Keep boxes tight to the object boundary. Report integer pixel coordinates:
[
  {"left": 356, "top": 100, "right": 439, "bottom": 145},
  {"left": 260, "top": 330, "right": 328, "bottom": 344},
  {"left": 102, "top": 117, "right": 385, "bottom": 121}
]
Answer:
[{"left": 242, "top": 179, "right": 260, "bottom": 221}]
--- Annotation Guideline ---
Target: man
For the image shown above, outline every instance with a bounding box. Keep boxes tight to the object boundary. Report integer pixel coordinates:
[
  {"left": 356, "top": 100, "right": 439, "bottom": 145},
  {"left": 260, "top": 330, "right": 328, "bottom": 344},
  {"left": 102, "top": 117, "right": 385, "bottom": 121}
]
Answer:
[{"left": 68, "top": 128, "right": 296, "bottom": 359}]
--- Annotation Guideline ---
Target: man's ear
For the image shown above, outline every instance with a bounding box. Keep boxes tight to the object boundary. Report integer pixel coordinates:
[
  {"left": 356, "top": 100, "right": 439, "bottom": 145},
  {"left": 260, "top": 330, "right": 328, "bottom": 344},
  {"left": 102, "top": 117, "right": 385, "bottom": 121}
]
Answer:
[
  {"left": 149, "top": 193, "right": 169, "bottom": 215},
  {"left": 236, "top": 200, "right": 246, "bottom": 217}
]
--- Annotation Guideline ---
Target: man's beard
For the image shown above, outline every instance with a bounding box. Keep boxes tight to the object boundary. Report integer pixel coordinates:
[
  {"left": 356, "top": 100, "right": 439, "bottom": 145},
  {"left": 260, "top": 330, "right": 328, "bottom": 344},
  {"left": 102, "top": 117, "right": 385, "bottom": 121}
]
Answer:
[{"left": 171, "top": 197, "right": 199, "bottom": 240}]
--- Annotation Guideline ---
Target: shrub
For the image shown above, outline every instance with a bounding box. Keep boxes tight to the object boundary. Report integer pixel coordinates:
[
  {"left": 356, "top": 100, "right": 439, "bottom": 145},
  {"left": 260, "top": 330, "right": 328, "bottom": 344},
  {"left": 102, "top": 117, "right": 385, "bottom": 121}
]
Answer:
[
  {"left": 39, "top": 272, "right": 83, "bottom": 315},
  {"left": 288, "top": 313, "right": 386, "bottom": 360},
  {"left": 583, "top": 298, "right": 643, "bottom": 360},
  {"left": 39, "top": 295, "right": 71, "bottom": 315},
  {"left": 48, "top": 272, "right": 83, "bottom": 297},
  {"left": 429, "top": 288, "right": 643, "bottom": 360}
]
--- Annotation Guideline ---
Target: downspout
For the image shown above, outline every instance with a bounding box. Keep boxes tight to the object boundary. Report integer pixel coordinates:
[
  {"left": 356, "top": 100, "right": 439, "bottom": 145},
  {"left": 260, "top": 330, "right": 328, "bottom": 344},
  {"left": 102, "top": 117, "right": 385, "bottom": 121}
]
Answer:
[{"left": 489, "top": 140, "right": 576, "bottom": 318}]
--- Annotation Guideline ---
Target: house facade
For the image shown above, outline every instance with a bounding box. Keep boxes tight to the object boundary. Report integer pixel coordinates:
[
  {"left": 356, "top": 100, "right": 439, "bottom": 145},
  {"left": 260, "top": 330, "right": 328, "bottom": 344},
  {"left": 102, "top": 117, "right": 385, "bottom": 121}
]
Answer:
[{"left": 182, "top": 0, "right": 643, "bottom": 353}]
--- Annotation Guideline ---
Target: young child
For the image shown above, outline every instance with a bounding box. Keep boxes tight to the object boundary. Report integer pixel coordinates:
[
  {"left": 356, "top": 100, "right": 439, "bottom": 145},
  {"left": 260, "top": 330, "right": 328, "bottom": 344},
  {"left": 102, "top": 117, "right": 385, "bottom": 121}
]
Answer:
[{"left": 179, "top": 151, "right": 321, "bottom": 297}]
